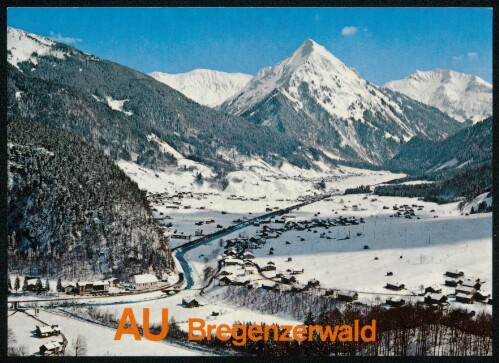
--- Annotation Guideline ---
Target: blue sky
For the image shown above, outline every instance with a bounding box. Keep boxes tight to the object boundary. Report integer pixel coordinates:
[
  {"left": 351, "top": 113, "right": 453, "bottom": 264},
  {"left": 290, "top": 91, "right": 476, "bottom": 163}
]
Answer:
[{"left": 8, "top": 7, "right": 492, "bottom": 85}]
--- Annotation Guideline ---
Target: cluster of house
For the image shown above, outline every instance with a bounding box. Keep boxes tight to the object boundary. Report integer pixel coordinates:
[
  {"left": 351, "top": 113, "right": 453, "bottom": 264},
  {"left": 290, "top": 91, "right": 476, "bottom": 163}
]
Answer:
[
  {"left": 35, "top": 325, "right": 66, "bottom": 356},
  {"left": 63, "top": 278, "right": 120, "bottom": 295},
  {"left": 282, "top": 216, "right": 364, "bottom": 231},
  {"left": 443, "top": 270, "right": 491, "bottom": 305},
  {"left": 228, "top": 194, "right": 267, "bottom": 202},
  {"left": 149, "top": 191, "right": 218, "bottom": 211},
  {"left": 379, "top": 270, "right": 491, "bottom": 309},
  {"left": 63, "top": 273, "right": 161, "bottom": 295},
  {"left": 387, "top": 203, "right": 425, "bottom": 219},
  {"left": 218, "top": 251, "right": 259, "bottom": 287},
  {"left": 223, "top": 215, "right": 365, "bottom": 253}
]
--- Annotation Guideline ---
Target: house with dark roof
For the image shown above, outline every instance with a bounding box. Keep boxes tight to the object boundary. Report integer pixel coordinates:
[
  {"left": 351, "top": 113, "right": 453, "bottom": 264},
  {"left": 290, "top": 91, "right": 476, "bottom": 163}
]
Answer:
[
  {"left": 337, "top": 290, "right": 358, "bottom": 302},
  {"left": 386, "top": 282, "right": 405, "bottom": 291},
  {"left": 424, "top": 294, "right": 448, "bottom": 305},
  {"left": 455, "top": 293, "right": 474, "bottom": 304},
  {"left": 182, "top": 297, "right": 200, "bottom": 308}
]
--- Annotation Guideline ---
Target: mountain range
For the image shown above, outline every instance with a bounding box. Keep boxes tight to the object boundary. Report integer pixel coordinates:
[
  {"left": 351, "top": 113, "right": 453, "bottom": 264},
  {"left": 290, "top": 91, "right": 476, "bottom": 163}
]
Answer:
[
  {"left": 385, "top": 69, "right": 492, "bottom": 124},
  {"left": 7, "top": 27, "right": 311, "bottom": 173},
  {"left": 6, "top": 27, "right": 493, "bottom": 279},
  {"left": 219, "top": 39, "right": 463, "bottom": 164}
]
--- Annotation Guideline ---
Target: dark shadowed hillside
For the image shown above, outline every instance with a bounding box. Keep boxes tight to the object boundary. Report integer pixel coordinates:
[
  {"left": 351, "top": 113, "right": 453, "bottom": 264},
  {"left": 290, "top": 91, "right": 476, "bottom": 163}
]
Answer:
[{"left": 8, "top": 119, "right": 175, "bottom": 280}]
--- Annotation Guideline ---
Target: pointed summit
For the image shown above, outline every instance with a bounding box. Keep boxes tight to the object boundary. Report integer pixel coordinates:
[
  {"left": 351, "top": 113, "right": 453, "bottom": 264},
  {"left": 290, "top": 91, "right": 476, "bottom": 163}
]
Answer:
[
  {"left": 220, "top": 39, "right": 356, "bottom": 117},
  {"left": 299, "top": 39, "right": 317, "bottom": 56}
]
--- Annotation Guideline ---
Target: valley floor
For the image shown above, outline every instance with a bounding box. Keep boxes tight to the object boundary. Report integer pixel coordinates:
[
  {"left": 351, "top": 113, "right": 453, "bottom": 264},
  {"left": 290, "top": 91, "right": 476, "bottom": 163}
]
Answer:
[{"left": 8, "top": 166, "right": 492, "bottom": 356}]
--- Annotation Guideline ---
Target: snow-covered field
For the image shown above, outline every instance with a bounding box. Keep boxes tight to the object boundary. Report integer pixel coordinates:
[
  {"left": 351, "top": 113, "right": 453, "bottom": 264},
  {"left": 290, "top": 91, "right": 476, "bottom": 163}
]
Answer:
[
  {"left": 8, "top": 309, "right": 202, "bottom": 356},
  {"left": 181, "top": 193, "right": 492, "bottom": 311}
]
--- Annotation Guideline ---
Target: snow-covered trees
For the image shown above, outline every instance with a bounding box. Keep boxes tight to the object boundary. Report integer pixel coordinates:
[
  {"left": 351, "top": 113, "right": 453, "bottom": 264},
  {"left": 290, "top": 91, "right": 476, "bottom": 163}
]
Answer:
[{"left": 8, "top": 119, "right": 175, "bottom": 280}]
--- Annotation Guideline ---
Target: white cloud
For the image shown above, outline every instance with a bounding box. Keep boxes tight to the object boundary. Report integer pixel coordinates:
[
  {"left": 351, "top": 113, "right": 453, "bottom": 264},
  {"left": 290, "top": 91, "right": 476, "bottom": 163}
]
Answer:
[
  {"left": 49, "top": 31, "right": 82, "bottom": 45},
  {"left": 452, "top": 55, "right": 464, "bottom": 61},
  {"left": 341, "top": 26, "right": 358, "bottom": 36},
  {"left": 467, "top": 52, "right": 478, "bottom": 59}
]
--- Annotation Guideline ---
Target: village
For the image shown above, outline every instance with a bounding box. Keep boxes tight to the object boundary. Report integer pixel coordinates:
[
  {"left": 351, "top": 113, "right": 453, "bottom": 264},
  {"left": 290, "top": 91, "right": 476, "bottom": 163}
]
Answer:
[{"left": 7, "top": 175, "right": 492, "bottom": 356}]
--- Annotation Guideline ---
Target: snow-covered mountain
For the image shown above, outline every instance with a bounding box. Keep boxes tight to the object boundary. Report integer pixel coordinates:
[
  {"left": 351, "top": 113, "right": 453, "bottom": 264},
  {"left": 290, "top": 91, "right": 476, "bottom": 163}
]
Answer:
[
  {"left": 384, "top": 70, "right": 492, "bottom": 124},
  {"left": 8, "top": 27, "right": 314, "bottom": 172},
  {"left": 220, "top": 39, "right": 462, "bottom": 164},
  {"left": 149, "top": 69, "right": 252, "bottom": 107}
]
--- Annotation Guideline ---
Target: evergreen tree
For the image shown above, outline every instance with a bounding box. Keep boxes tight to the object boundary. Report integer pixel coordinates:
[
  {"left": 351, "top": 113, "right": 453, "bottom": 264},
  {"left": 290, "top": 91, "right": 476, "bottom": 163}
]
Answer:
[
  {"left": 22, "top": 277, "right": 27, "bottom": 291},
  {"left": 14, "top": 276, "right": 20, "bottom": 295},
  {"left": 35, "top": 278, "right": 43, "bottom": 292},
  {"left": 57, "top": 277, "right": 63, "bottom": 292},
  {"left": 304, "top": 310, "right": 315, "bottom": 326},
  {"left": 45, "top": 278, "right": 50, "bottom": 292},
  {"left": 195, "top": 172, "right": 204, "bottom": 185},
  {"left": 8, "top": 277, "right": 12, "bottom": 290}
]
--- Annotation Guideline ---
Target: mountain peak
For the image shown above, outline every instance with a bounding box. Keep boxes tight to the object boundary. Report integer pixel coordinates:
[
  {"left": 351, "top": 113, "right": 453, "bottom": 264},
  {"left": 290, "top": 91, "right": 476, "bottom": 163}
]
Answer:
[
  {"left": 293, "top": 38, "right": 335, "bottom": 62},
  {"left": 299, "top": 38, "right": 318, "bottom": 56}
]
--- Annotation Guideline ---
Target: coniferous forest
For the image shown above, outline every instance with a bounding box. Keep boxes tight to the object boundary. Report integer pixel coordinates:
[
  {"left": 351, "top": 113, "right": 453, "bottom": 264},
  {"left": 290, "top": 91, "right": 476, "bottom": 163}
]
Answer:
[{"left": 8, "top": 119, "right": 175, "bottom": 280}]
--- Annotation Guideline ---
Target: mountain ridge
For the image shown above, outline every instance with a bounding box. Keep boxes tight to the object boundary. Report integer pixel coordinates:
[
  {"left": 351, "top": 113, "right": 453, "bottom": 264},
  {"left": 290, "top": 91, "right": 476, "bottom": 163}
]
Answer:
[
  {"left": 220, "top": 39, "right": 464, "bottom": 165},
  {"left": 149, "top": 69, "right": 252, "bottom": 107},
  {"left": 384, "top": 69, "right": 492, "bottom": 123}
]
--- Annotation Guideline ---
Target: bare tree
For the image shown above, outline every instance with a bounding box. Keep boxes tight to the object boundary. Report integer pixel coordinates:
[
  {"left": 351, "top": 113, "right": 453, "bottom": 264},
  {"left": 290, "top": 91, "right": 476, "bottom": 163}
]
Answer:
[
  {"left": 72, "top": 335, "right": 87, "bottom": 356},
  {"left": 8, "top": 329, "right": 29, "bottom": 357}
]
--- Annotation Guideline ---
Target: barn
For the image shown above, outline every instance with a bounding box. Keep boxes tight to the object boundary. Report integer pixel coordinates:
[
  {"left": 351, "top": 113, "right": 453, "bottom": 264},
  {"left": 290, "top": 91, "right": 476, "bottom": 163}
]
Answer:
[
  {"left": 473, "top": 291, "right": 490, "bottom": 302},
  {"left": 461, "top": 279, "right": 481, "bottom": 290},
  {"left": 92, "top": 280, "right": 110, "bottom": 292},
  {"left": 39, "top": 341, "right": 64, "bottom": 356},
  {"left": 455, "top": 286, "right": 476, "bottom": 296},
  {"left": 131, "top": 274, "right": 159, "bottom": 290},
  {"left": 445, "top": 279, "right": 461, "bottom": 287},
  {"left": 182, "top": 297, "right": 200, "bottom": 308},
  {"left": 36, "top": 325, "right": 61, "bottom": 338},
  {"left": 76, "top": 281, "right": 94, "bottom": 295},
  {"left": 386, "top": 282, "right": 405, "bottom": 291},
  {"left": 456, "top": 293, "right": 474, "bottom": 304},
  {"left": 424, "top": 294, "right": 448, "bottom": 305},
  {"left": 337, "top": 290, "right": 358, "bottom": 302},
  {"left": 424, "top": 286, "right": 442, "bottom": 294},
  {"left": 445, "top": 270, "right": 464, "bottom": 278},
  {"left": 63, "top": 284, "right": 75, "bottom": 294}
]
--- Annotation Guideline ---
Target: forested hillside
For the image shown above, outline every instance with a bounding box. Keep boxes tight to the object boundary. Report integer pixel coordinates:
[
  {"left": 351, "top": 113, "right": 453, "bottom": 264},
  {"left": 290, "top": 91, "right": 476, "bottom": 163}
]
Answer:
[
  {"left": 376, "top": 118, "right": 492, "bottom": 204},
  {"left": 7, "top": 28, "right": 310, "bottom": 172},
  {"left": 385, "top": 117, "right": 492, "bottom": 174},
  {"left": 8, "top": 119, "right": 175, "bottom": 280}
]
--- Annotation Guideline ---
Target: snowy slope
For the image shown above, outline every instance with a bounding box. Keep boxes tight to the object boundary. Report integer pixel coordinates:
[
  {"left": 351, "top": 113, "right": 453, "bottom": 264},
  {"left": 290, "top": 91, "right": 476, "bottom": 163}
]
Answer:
[
  {"left": 149, "top": 69, "right": 252, "bottom": 107},
  {"left": 7, "top": 27, "right": 67, "bottom": 69},
  {"left": 220, "top": 39, "right": 462, "bottom": 164},
  {"left": 385, "top": 70, "right": 492, "bottom": 123},
  {"left": 221, "top": 39, "right": 404, "bottom": 121}
]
